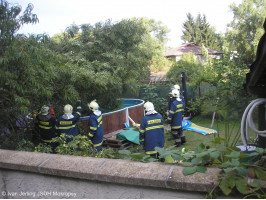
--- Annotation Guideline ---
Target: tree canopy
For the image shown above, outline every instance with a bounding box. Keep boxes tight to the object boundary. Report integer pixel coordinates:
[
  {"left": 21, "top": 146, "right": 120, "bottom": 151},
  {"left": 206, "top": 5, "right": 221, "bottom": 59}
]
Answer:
[
  {"left": 0, "top": 0, "right": 169, "bottom": 139},
  {"left": 226, "top": 0, "right": 266, "bottom": 64},
  {"left": 181, "top": 13, "right": 223, "bottom": 50}
]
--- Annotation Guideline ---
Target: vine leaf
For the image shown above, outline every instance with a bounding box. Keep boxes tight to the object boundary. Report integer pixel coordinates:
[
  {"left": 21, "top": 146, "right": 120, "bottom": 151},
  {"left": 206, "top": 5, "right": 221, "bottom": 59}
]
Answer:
[
  {"left": 254, "top": 168, "right": 266, "bottom": 180},
  {"left": 235, "top": 178, "right": 251, "bottom": 194},
  {"left": 196, "top": 166, "right": 207, "bottom": 173},
  {"left": 183, "top": 166, "right": 197, "bottom": 176},
  {"left": 219, "top": 178, "right": 234, "bottom": 196}
]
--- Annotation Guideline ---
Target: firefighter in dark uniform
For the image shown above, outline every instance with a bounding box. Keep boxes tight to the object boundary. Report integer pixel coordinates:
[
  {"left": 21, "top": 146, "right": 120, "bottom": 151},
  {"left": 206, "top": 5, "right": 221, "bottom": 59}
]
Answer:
[
  {"left": 88, "top": 101, "right": 104, "bottom": 152},
  {"left": 139, "top": 101, "right": 165, "bottom": 158},
  {"left": 167, "top": 84, "right": 185, "bottom": 116},
  {"left": 167, "top": 89, "right": 186, "bottom": 147},
  {"left": 55, "top": 100, "right": 82, "bottom": 142},
  {"left": 36, "top": 105, "right": 57, "bottom": 152}
]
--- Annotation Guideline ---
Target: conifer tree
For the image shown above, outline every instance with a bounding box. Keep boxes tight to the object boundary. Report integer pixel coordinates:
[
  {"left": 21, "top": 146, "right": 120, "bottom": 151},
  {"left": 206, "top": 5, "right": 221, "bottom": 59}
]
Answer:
[{"left": 181, "top": 13, "right": 222, "bottom": 50}]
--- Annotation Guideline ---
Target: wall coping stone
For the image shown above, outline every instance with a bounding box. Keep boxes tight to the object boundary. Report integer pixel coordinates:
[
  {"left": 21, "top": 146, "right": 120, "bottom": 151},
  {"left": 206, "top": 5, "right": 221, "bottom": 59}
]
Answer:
[{"left": 0, "top": 149, "right": 221, "bottom": 192}]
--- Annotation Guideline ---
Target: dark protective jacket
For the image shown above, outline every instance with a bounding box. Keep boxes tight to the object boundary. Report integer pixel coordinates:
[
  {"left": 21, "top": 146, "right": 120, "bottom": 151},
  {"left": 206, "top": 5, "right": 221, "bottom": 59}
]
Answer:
[
  {"left": 55, "top": 101, "right": 82, "bottom": 138},
  {"left": 139, "top": 112, "right": 164, "bottom": 155},
  {"left": 36, "top": 114, "right": 56, "bottom": 141},
  {"left": 88, "top": 111, "right": 103, "bottom": 151},
  {"left": 167, "top": 98, "right": 184, "bottom": 130},
  {"left": 167, "top": 95, "right": 185, "bottom": 111}
]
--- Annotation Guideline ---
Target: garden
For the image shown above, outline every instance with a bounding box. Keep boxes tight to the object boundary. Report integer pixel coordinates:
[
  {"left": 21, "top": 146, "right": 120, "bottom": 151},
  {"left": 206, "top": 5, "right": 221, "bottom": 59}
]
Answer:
[{"left": 0, "top": 0, "right": 266, "bottom": 198}]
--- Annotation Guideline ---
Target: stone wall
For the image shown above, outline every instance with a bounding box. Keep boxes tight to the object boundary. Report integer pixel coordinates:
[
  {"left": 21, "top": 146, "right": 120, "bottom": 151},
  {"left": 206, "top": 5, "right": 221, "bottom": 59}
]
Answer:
[{"left": 0, "top": 150, "right": 221, "bottom": 199}]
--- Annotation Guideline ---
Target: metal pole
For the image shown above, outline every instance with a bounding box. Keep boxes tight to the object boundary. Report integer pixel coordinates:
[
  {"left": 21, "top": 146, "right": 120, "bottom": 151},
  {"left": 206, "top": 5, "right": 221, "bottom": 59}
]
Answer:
[{"left": 181, "top": 72, "right": 188, "bottom": 114}]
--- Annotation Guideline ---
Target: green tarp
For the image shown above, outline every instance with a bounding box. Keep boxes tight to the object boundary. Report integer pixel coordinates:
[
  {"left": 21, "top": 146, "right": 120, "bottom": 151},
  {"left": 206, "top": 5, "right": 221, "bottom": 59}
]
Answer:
[{"left": 116, "top": 127, "right": 140, "bottom": 144}]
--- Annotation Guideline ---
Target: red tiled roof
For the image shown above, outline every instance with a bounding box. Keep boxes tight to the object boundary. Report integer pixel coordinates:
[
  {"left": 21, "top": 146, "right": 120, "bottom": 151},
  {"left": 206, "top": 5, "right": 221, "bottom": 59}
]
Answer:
[{"left": 164, "top": 42, "right": 224, "bottom": 57}]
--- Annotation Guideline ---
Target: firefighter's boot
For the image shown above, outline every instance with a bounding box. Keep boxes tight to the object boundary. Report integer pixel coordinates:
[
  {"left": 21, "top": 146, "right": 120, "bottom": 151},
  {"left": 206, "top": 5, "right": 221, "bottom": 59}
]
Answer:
[{"left": 181, "top": 136, "right": 187, "bottom": 144}]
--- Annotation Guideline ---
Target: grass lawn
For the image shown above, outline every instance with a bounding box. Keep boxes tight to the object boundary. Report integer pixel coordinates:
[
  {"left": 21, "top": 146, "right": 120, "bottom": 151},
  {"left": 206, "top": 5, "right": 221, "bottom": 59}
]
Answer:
[{"left": 123, "top": 116, "right": 258, "bottom": 155}]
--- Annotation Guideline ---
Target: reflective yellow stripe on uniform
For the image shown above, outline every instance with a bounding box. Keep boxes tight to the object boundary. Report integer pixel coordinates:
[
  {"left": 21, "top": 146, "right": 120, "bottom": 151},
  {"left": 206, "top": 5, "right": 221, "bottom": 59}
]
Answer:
[
  {"left": 169, "top": 110, "right": 175, "bottom": 114},
  {"left": 76, "top": 112, "right": 81, "bottom": 116},
  {"left": 172, "top": 125, "right": 181, "bottom": 129},
  {"left": 77, "top": 106, "right": 81, "bottom": 109},
  {"left": 90, "top": 126, "right": 97, "bottom": 130},
  {"left": 139, "top": 129, "right": 145, "bottom": 133},
  {"left": 39, "top": 125, "right": 52, "bottom": 129},
  {"left": 146, "top": 151, "right": 157, "bottom": 155},
  {"left": 145, "top": 125, "right": 164, "bottom": 131},
  {"left": 39, "top": 121, "right": 49, "bottom": 125},
  {"left": 97, "top": 116, "right": 102, "bottom": 122},
  {"left": 139, "top": 139, "right": 144, "bottom": 142},
  {"left": 94, "top": 141, "right": 103, "bottom": 147},
  {"left": 98, "top": 121, "right": 102, "bottom": 127},
  {"left": 56, "top": 125, "right": 76, "bottom": 129},
  {"left": 176, "top": 104, "right": 183, "bottom": 108},
  {"left": 147, "top": 119, "right": 161, "bottom": 124},
  {"left": 88, "top": 133, "right": 94, "bottom": 137}
]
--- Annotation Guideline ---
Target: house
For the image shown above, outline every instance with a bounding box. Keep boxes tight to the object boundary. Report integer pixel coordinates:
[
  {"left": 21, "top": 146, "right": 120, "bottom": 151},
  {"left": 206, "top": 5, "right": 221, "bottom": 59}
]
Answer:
[{"left": 164, "top": 42, "right": 224, "bottom": 62}]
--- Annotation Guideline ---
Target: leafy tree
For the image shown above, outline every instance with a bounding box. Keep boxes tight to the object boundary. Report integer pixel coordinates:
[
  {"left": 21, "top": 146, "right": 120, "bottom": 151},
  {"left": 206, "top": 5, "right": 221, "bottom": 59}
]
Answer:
[
  {"left": 0, "top": 0, "right": 38, "bottom": 55},
  {"left": 226, "top": 0, "right": 266, "bottom": 64},
  {"left": 0, "top": 1, "right": 58, "bottom": 150},
  {"left": 49, "top": 18, "right": 169, "bottom": 112},
  {"left": 181, "top": 13, "right": 223, "bottom": 50},
  {"left": 166, "top": 52, "right": 202, "bottom": 85}
]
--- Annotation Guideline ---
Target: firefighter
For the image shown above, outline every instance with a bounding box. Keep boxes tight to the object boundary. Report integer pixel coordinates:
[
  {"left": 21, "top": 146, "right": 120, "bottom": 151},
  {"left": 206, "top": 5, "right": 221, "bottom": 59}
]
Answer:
[
  {"left": 36, "top": 105, "right": 57, "bottom": 152},
  {"left": 167, "top": 84, "right": 185, "bottom": 116},
  {"left": 88, "top": 101, "right": 103, "bottom": 152},
  {"left": 167, "top": 89, "right": 186, "bottom": 147},
  {"left": 55, "top": 100, "right": 82, "bottom": 142},
  {"left": 139, "top": 101, "right": 164, "bottom": 158}
]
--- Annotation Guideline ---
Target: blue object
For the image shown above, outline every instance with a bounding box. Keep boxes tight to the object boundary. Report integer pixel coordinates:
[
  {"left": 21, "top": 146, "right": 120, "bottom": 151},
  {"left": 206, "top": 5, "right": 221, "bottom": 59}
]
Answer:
[
  {"left": 182, "top": 120, "right": 217, "bottom": 135},
  {"left": 124, "top": 123, "right": 130, "bottom": 128},
  {"left": 121, "top": 99, "right": 144, "bottom": 108}
]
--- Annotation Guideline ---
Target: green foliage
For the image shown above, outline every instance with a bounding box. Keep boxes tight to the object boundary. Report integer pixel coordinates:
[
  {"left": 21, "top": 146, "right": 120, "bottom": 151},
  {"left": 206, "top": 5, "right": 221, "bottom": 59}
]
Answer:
[
  {"left": 181, "top": 13, "right": 223, "bottom": 50},
  {"left": 167, "top": 53, "right": 202, "bottom": 84},
  {"left": 34, "top": 143, "right": 52, "bottom": 154},
  {"left": 118, "top": 149, "right": 156, "bottom": 162},
  {"left": 140, "top": 85, "right": 168, "bottom": 119},
  {"left": 167, "top": 47, "right": 251, "bottom": 119},
  {"left": 1, "top": 1, "right": 169, "bottom": 146},
  {"left": 226, "top": 0, "right": 266, "bottom": 64},
  {"left": 150, "top": 54, "right": 173, "bottom": 72},
  {"left": 0, "top": 1, "right": 38, "bottom": 54},
  {"left": 48, "top": 134, "right": 95, "bottom": 156},
  {"left": 48, "top": 18, "right": 168, "bottom": 113},
  {"left": 15, "top": 139, "right": 35, "bottom": 152},
  {"left": 154, "top": 143, "right": 266, "bottom": 198}
]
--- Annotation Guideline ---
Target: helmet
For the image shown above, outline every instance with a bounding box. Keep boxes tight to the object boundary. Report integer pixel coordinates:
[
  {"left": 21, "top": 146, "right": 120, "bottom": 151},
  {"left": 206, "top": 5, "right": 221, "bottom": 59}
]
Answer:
[
  {"left": 144, "top": 101, "right": 154, "bottom": 112},
  {"left": 64, "top": 104, "right": 73, "bottom": 114},
  {"left": 88, "top": 101, "right": 99, "bottom": 112},
  {"left": 41, "top": 105, "right": 49, "bottom": 115},
  {"left": 171, "top": 89, "right": 180, "bottom": 98},
  {"left": 172, "top": 84, "right": 180, "bottom": 91}
]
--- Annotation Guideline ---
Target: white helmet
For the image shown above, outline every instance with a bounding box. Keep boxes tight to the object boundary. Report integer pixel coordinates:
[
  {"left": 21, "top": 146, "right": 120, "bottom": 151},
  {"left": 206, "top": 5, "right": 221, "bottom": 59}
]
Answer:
[
  {"left": 64, "top": 104, "right": 73, "bottom": 114},
  {"left": 41, "top": 105, "right": 49, "bottom": 115},
  {"left": 144, "top": 101, "right": 154, "bottom": 112},
  {"left": 171, "top": 89, "right": 180, "bottom": 98},
  {"left": 171, "top": 89, "right": 182, "bottom": 101},
  {"left": 88, "top": 101, "right": 99, "bottom": 112},
  {"left": 172, "top": 84, "right": 180, "bottom": 91}
]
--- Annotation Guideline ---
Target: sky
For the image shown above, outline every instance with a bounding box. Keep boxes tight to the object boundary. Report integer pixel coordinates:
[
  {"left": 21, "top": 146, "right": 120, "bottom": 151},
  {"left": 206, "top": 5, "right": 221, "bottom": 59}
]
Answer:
[{"left": 9, "top": 0, "right": 243, "bottom": 47}]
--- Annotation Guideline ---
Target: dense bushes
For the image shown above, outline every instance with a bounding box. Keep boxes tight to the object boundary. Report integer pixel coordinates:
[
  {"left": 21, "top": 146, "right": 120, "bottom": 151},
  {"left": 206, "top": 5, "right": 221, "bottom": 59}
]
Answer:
[{"left": 0, "top": 1, "right": 169, "bottom": 150}]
